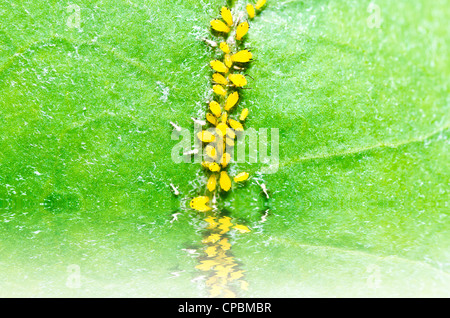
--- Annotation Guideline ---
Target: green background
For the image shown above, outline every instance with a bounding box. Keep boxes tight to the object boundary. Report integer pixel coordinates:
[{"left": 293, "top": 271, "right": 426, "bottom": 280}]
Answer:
[{"left": 0, "top": 0, "right": 448, "bottom": 297}]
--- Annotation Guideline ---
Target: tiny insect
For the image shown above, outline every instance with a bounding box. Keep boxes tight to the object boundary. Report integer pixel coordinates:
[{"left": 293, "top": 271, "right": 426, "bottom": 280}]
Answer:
[
  {"left": 205, "top": 144, "right": 218, "bottom": 160},
  {"left": 207, "top": 174, "right": 217, "bottom": 192},
  {"left": 221, "top": 7, "right": 233, "bottom": 26},
  {"left": 215, "top": 122, "right": 228, "bottom": 136},
  {"left": 213, "top": 84, "right": 227, "bottom": 96},
  {"left": 206, "top": 113, "right": 218, "bottom": 126},
  {"left": 231, "top": 50, "right": 253, "bottom": 63},
  {"left": 220, "top": 111, "right": 228, "bottom": 123},
  {"left": 228, "top": 119, "right": 244, "bottom": 131},
  {"left": 219, "top": 42, "right": 230, "bottom": 54},
  {"left": 224, "top": 91, "right": 239, "bottom": 111},
  {"left": 212, "top": 73, "right": 228, "bottom": 86},
  {"left": 208, "top": 162, "right": 221, "bottom": 172},
  {"left": 236, "top": 21, "right": 249, "bottom": 41},
  {"left": 190, "top": 196, "right": 211, "bottom": 212},
  {"left": 233, "top": 172, "right": 249, "bottom": 182},
  {"left": 246, "top": 4, "right": 255, "bottom": 18},
  {"left": 219, "top": 171, "right": 231, "bottom": 191},
  {"left": 209, "top": 101, "right": 222, "bottom": 117},
  {"left": 213, "top": 85, "right": 227, "bottom": 96},
  {"left": 228, "top": 74, "right": 247, "bottom": 87},
  {"left": 239, "top": 108, "right": 249, "bottom": 121},
  {"left": 211, "top": 19, "right": 230, "bottom": 33},
  {"left": 210, "top": 60, "right": 229, "bottom": 73},
  {"left": 197, "top": 130, "right": 216, "bottom": 143},
  {"left": 221, "top": 152, "right": 231, "bottom": 168},
  {"left": 224, "top": 54, "right": 233, "bottom": 68},
  {"left": 203, "top": 38, "right": 218, "bottom": 47}
]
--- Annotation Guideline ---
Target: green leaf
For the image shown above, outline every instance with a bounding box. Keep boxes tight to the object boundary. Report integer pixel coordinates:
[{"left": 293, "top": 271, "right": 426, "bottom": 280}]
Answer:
[{"left": 0, "top": 0, "right": 449, "bottom": 297}]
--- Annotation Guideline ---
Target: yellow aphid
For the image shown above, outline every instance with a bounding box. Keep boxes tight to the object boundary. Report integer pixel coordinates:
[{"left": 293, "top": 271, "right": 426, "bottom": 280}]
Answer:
[
  {"left": 219, "top": 42, "right": 230, "bottom": 54},
  {"left": 240, "top": 108, "right": 249, "bottom": 121},
  {"left": 224, "top": 54, "right": 233, "bottom": 68},
  {"left": 205, "top": 246, "right": 217, "bottom": 258},
  {"left": 226, "top": 128, "right": 236, "bottom": 139},
  {"left": 205, "top": 145, "right": 217, "bottom": 160},
  {"left": 255, "top": 0, "right": 267, "bottom": 10},
  {"left": 234, "top": 172, "right": 249, "bottom": 182},
  {"left": 221, "top": 7, "right": 233, "bottom": 26},
  {"left": 190, "top": 196, "right": 211, "bottom": 212},
  {"left": 221, "top": 152, "right": 231, "bottom": 168},
  {"left": 212, "top": 73, "right": 228, "bottom": 86},
  {"left": 210, "top": 60, "right": 228, "bottom": 73},
  {"left": 213, "top": 84, "right": 227, "bottom": 96},
  {"left": 211, "top": 19, "right": 230, "bottom": 33},
  {"left": 208, "top": 162, "right": 221, "bottom": 172},
  {"left": 216, "top": 122, "right": 228, "bottom": 136},
  {"left": 228, "top": 119, "right": 244, "bottom": 131},
  {"left": 197, "top": 130, "right": 216, "bottom": 143},
  {"left": 207, "top": 174, "right": 217, "bottom": 192},
  {"left": 225, "top": 137, "right": 235, "bottom": 147},
  {"left": 206, "top": 113, "right": 218, "bottom": 126},
  {"left": 228, "top": 74, "right": 247, "bottom": 87},
  {"left": 224, "top": 91, "right": 239, "bottom": 111},
  {"left": 205, "top": 216, "right": 219, "bottom": 229},
  {"left": 246, "top": 4, "right": 255, "bottom": 18},
  {"left": 221, "top": 112, "right": 228, "bottom": 123},
  {"left": 231, "top": 50, "right": 253, "bottom": 63},
  {"left": 234, "top": 224, "right": 251, "bottom": 233},
  {"left": 236, "top": 21, "right": 249, "bottom": 41},
  {"left": 220, "top": 171, "right": 232, "bottom": 191},
  {"left": 209, "top": 101, "right": 222, "bottom": 117}
]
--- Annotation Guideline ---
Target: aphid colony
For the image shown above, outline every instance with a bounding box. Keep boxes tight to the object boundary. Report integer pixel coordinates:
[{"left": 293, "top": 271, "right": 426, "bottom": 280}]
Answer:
[{"left": 190, "top": 1, "right": 267, "bottom": 212}]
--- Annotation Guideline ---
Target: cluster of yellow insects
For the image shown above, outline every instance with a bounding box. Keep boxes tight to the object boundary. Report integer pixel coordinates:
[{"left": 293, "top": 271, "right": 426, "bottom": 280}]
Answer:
[{"left": 190, "top": 0, "right": 267, "bottom": 213}]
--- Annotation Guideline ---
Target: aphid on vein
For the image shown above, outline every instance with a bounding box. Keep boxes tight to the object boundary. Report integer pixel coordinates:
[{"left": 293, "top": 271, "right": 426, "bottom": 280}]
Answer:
[
  {"left": 246, "top": 4, "right": 255, "bottom": 19},
  {"left": 224, "top": 91, "right": 239, "bottom": 111},
  {"left": 219, "top": 42, "right": 230, "bottom": 54},
  {"left": 211, "top": 19, "right": 230, "bottom": 33},
  {"left": 209, "top": 101, "right": 222, "bottom": 117},
  {"left": 212, "top": 73, "right": 228, "bottom": 86},
  {"left": 190, "top": 196, "right": 211, "bottom": 212},
  {"left": 234, "top": 172, "right": 249, "bottom": 182},
  {"left": 207, "top": 174, "right": 217, "bottom": 192},
  {"left": 205, "top": 144, "right": 218, "bottom": 160},
  {"left": 224, "top": 54, "right": 233, "bottom": 68},
  {"left": 239, "top": 108, "right": 249, "bottom": 121},
  {"left": 197, "top": 130, "right": 216, "bottom": 143},
  {"left": 210, "top": 60, "right": 229, "bottom": 73},
  {"left": 221, "top": 153, "right": 231, "bottom": 168},
  {"left": 206, "top": 113, "right": 218, "bottom": 126},
  {"left": 213, "top": 84, "right": 227, "bottom": 96},
  {"left": 219, "top": 171, "right": 232, "bottom": 191},
  {"left": 215, "top": 122, "right": 228, "bottom": 137},
  {"left": 228, "top": 119, "right": 244, "bottom": 131},
  {"left": 228, "top": 74, "right": 248, "bottom": 88},
  {"left": 231, "top": 50, "right": 253, "bottom": 63},
  {"left": 220, "top": 7, "right": 233, "bottom": 26},
  {"left": 236, "top": 21, "right": 249, "bottom": 41}
]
